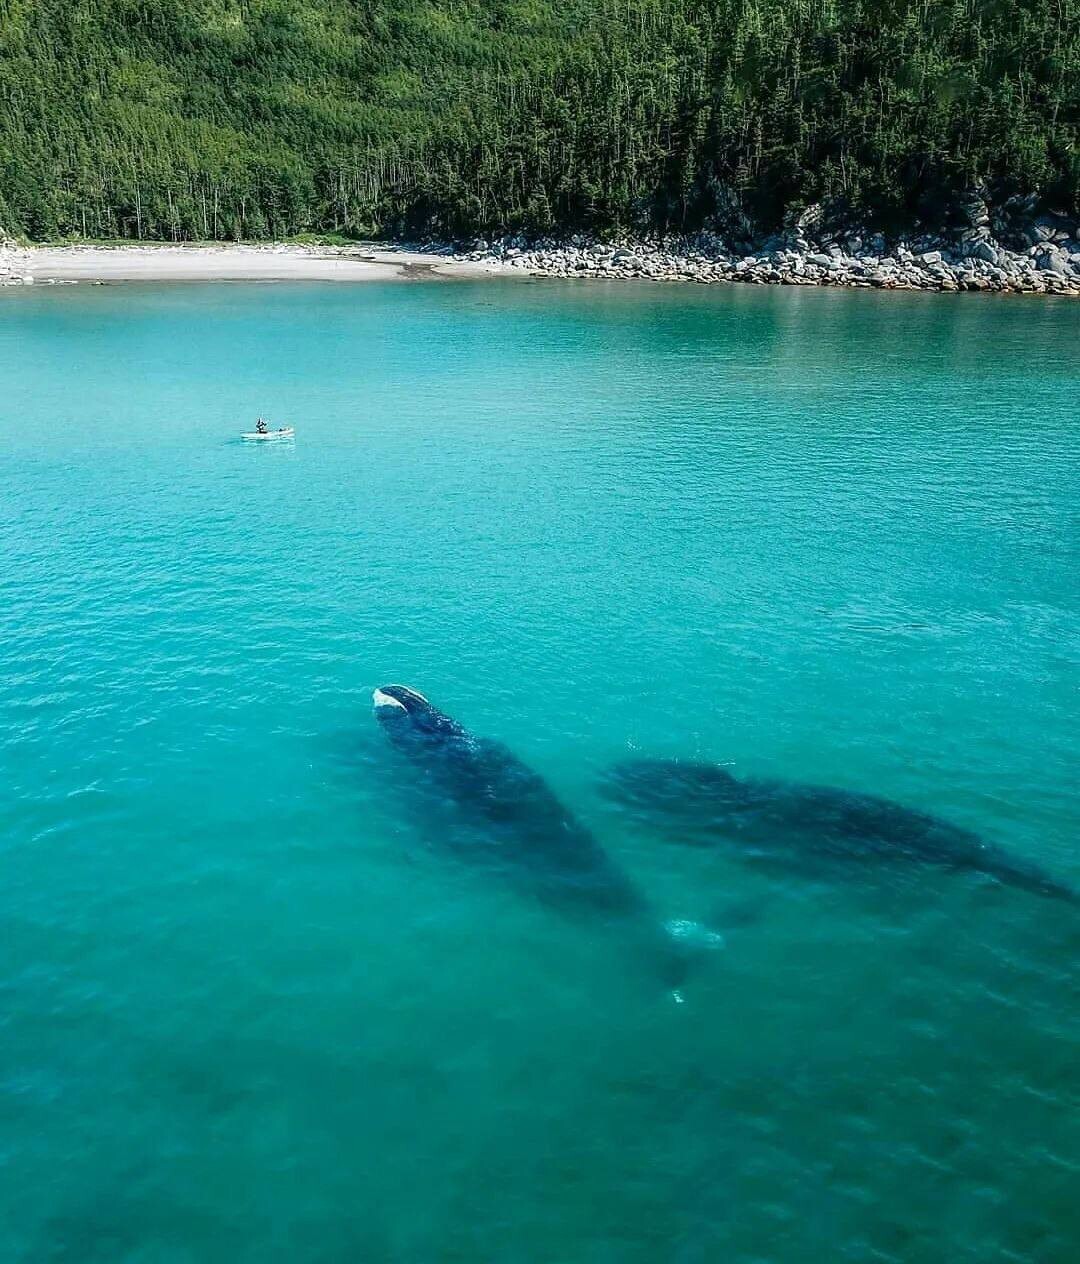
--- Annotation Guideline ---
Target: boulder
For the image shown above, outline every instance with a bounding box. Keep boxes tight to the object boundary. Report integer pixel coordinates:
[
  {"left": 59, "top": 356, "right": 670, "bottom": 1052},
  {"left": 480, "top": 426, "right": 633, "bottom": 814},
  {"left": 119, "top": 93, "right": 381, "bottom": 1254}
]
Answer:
[
  {"left": 1036, "top": 248, "right": 1067, "bottom": 271},
  {"left": 968, "top": 240, "right": 999, "bottom": 265}
]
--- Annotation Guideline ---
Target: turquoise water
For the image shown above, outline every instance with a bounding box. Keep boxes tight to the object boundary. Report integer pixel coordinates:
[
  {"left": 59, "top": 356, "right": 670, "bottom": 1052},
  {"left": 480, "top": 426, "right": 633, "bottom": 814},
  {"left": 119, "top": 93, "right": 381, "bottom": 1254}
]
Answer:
[{"left": 2, "top": 279, "right": 1078, "bottom": 1263}]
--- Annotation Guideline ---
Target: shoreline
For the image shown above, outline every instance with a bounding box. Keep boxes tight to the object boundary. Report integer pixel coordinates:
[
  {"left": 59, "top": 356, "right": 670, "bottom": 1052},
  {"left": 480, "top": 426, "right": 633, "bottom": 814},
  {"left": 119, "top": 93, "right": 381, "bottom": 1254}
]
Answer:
[
  {"left": 447, "top": 221, "right": 1080, "bottom": 295},
  {"left": 3, "top": 235, "right": 1078, "bottom": 296},
  {"left": 1, "top": 242, "right": 506, "bottom": 286}
]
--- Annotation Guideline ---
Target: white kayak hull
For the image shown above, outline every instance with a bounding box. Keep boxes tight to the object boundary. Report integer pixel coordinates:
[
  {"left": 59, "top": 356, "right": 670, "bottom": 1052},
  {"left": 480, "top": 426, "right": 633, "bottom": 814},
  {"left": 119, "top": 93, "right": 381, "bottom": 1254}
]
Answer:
[{"left": 241, "top": 427, "right": 294, "bottom": 441}]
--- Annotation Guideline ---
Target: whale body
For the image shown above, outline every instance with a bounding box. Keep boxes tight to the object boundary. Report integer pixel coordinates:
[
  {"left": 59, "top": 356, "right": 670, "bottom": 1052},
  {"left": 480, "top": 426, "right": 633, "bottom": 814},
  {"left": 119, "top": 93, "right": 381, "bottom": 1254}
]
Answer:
[
  {"left": 602, "top": 759, "right": 1076, "bottom": 903},
  {"left": 373, "top": 687, "right": 720, "bottom": 989}
]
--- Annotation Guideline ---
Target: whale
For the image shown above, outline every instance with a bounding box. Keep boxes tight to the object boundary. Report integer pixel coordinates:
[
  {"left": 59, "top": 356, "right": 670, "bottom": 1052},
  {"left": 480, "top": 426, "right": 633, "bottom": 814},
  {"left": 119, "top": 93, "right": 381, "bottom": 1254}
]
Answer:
[
  {"left": 372, "top": 686, "right": 722, "bottom": 990},
  {"left": 601, "top": 759, "right": 1076, "bottom": 903}
]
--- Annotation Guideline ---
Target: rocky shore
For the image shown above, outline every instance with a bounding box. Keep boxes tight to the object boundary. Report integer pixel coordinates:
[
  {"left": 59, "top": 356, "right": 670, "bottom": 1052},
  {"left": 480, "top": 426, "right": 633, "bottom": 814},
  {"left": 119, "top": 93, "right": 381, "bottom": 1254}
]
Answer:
[
  {"left": 0, "top": 234, "right": 30, "bottom": 284},
  {"left": 445, "top": 197, "right": 1080, "bottom": 296},
  {"left": 3, "top": 193, "right": 1078, "bottom": 295},
  {"left": 461, "top": 236, "right": 1079, "bottom": 295}
]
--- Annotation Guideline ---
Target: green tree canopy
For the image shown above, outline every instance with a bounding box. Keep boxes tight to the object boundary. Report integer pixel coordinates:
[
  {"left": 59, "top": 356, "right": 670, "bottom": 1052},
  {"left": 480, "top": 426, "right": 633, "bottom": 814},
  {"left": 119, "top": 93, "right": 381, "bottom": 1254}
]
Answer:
[{"left": 0, "top": 0, "right": 1075, "bottom": 240}]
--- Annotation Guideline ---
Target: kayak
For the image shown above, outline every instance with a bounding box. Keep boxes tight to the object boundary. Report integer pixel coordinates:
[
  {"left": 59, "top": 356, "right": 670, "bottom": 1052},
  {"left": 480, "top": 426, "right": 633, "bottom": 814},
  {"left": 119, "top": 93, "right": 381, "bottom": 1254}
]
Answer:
[{"left": 241, "top": 427, "right": 294, "bottom": 441}]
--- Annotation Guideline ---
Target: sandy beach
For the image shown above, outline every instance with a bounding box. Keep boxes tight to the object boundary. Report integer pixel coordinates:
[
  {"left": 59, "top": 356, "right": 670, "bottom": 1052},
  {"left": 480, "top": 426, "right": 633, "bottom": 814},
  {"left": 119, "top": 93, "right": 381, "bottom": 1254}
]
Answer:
[{"left": 13, "top": 243, "right": 506, "bottom": 284}]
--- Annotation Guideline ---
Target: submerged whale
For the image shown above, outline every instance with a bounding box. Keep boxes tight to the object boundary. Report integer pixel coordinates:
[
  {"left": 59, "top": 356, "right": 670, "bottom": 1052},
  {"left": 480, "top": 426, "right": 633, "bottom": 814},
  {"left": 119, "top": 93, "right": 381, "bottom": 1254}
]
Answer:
[
  {"left": 602, "top": 759, "right": 1076, "bottom": 903},
  {"left": 372, "top": 686, "right": 720, "bottom": 989}
]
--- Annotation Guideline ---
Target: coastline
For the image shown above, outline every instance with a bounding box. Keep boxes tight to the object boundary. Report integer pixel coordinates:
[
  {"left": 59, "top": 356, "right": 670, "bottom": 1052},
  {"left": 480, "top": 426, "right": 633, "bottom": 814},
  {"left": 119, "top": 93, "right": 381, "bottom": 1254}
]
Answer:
[
  {"left": 446, "top": 216, "right": 1080, "bottom": 295},
  {"left": 1, "top": 242, "right": 506, "bottom": 286},
  {"left": 3, "top": 232, "right": 1078, "bottom": 295}
]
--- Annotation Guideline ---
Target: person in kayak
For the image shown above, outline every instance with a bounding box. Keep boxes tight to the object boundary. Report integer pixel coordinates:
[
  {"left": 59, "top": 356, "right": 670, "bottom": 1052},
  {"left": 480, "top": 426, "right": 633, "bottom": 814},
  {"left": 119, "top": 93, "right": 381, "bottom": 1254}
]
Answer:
[{"left": 255, "top": 418, "right": 269, "bottom": 434}]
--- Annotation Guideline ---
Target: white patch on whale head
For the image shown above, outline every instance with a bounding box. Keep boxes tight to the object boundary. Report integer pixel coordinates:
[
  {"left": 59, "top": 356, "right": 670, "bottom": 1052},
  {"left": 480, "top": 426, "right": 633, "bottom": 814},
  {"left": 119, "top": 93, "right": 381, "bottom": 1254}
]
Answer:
[
  {"left": 372, "top": 688, "right": 408, "bottom": 711},
  {"left": 397, "top": 686, "right": 431, "bottom": 707}
]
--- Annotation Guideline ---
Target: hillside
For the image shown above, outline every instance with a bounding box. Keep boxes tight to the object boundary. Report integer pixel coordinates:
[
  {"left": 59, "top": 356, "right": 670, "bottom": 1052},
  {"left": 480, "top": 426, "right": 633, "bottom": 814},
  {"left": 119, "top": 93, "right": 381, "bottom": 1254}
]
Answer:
[{"left": 0, "top": 0, "right": 1076, "bottom": 242}]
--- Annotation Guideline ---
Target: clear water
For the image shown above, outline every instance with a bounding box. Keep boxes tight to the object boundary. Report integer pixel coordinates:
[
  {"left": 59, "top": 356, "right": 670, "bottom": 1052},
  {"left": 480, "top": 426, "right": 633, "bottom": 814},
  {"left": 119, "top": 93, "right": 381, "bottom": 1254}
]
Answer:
[{"left": 2, "top": 280, "right": 1078, "bottom": 1263}]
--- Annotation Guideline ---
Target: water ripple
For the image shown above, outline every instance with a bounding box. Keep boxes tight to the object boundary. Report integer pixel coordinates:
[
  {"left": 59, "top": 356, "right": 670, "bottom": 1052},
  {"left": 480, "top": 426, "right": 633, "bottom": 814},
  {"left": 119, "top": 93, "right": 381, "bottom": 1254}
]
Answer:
[{"left": 1, "top": 281, "right": 1077, "bottom": 1263}]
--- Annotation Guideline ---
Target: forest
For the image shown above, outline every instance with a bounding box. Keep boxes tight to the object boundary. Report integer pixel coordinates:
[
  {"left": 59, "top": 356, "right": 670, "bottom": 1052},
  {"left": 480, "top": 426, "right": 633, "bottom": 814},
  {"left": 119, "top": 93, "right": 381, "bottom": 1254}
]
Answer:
[{"left": 0, "top": 0, "right": 1076, "bottom": 241}]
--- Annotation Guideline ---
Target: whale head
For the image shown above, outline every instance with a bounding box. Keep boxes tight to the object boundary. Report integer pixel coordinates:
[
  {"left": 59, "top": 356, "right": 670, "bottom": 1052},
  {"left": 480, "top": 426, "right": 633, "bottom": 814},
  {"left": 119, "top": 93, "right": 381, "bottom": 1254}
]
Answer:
[
  {"left": 601, "top": 759, "right": 745, "bottom": 820},
  {"left": 373, "top": 684, "right": 430, "bottom": 716},
  {"left": 373, "top": 685, "right": 464, "bottom": 744}
]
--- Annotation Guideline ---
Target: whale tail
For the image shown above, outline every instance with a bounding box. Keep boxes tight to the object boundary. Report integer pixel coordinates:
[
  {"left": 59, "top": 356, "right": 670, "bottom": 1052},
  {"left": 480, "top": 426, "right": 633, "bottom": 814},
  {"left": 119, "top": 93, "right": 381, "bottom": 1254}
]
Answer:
[
  {"left": 975, "top": 852, "right": 1079, "bottom": 904},
  {"left": 663, "top": 918, "right": 728, "bottom": 952},
  {"left": 645, "top": 917, "right": 728, "bottom": 1002},
  {"left": 654, "top": 898, "right": 769, "bottom": 1000}
]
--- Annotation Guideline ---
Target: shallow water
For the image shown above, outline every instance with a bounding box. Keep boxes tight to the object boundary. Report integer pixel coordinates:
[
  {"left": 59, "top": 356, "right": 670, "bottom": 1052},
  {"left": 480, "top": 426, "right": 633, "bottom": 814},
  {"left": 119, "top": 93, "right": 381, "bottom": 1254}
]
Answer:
[{"left": 2, "top": 279, "right": 1078, "bottom": 1263}]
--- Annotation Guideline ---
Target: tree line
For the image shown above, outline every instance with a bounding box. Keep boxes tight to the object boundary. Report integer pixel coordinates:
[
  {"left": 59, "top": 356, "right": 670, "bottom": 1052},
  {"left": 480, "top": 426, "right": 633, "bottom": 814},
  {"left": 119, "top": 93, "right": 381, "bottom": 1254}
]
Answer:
[{"left": 0, "top": 0, "right": 1075, "bottom": 241}]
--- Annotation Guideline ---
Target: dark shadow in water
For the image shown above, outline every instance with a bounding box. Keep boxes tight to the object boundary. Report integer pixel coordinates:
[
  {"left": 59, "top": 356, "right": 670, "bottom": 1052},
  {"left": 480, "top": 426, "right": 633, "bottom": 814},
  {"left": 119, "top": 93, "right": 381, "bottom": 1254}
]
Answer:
[
  {"left": 599, "top": 757, "right": 1078, "bottom": 907},
  {"left": 351, "top": 693, "right": 742, "bottom": 999}
]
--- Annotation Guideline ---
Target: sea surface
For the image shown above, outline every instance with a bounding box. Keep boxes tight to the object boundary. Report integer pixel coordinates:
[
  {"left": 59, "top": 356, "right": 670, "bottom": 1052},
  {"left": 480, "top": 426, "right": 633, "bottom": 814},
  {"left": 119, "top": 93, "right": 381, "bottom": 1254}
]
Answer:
[{"left": 2, "top": 279, "right": 1078, "bottom": 1263}]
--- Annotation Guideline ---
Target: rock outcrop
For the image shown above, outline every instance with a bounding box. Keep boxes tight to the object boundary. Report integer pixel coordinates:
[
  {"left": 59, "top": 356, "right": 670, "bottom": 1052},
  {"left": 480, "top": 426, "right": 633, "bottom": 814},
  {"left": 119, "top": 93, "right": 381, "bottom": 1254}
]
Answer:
[
  {"left": 0, "top": 232, "right": 32, "bottom": 285},
  {"left": 440, "top": 202, "right": 1080, "bottom": 296}
]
